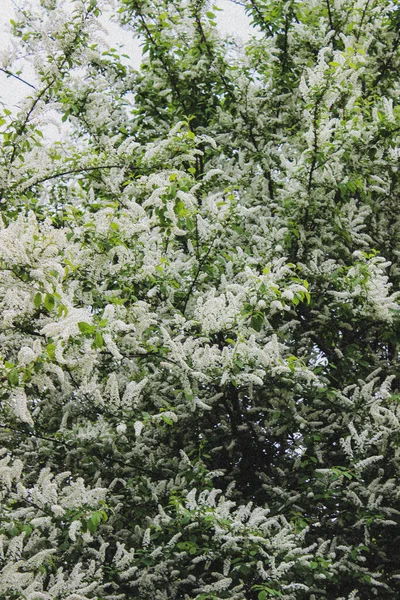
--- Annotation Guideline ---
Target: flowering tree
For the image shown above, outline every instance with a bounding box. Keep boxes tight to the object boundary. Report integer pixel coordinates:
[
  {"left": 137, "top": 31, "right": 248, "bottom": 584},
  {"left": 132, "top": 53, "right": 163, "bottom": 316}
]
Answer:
[{"left": 0, "top": 0, "right": 400, "bottom": 598}]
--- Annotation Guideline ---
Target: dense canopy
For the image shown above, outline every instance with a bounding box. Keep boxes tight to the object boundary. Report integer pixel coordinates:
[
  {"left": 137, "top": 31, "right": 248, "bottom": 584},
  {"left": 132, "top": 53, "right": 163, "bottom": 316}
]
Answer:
[{"left": 0, "top": 1, "right": 400, "bottom": 599}]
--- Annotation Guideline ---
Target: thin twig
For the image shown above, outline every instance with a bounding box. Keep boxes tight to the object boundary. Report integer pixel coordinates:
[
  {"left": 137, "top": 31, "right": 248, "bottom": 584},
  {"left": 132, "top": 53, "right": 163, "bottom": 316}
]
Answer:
[
  {"left": 248, "top": 0, "right": 273, "bottom": 35},
  {"left": 0, "top": 423, "right": 71, "bottom": 447},
  {"left": 20, "top": 164, "right": 128, "bottom": 187},
  {"left": 326, "top": 0, "right": 334, "bottom": 31},
  {"left": 182, "top": 231, "right": 219, "bottom": 312},
  {"left": 0, "top": 67, "right": 36, "bottom": 90},
  {"left": 356, "top": 0, "right": 371, "bottom": 44}
]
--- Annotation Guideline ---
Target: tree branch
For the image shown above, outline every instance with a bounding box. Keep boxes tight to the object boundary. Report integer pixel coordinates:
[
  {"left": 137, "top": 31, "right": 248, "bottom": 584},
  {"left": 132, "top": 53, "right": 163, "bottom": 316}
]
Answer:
[
  {"left": 20, "top": 164, "right": 128, "bottom": 187},
  {"left": 326, "top": 0, "right": 334, "bottom": 31},
  {"left": 248, "top": 0, "right": 273, "bottom": 35},
  {"left": 0, "top": 67, "right": 36, "bottom": 90},
  {"left": 0, "top": 423, "right": 71, "bottom": 447},
  {"left": 182, "top": 230, "right": 219, "bottom": 312}
]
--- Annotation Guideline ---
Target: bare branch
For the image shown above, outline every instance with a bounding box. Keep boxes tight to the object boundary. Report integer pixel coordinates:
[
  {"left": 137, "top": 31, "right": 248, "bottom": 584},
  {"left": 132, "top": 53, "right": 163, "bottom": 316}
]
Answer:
[{"left": 0, "top": 67, "right": 36, "bottom": 90}]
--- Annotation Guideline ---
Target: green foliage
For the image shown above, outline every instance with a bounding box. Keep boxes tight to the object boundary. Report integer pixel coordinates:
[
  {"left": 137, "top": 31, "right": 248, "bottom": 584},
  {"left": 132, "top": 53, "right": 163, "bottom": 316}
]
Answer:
[{"left": 0, "top": 0, "right": 399, "bottom": 599}]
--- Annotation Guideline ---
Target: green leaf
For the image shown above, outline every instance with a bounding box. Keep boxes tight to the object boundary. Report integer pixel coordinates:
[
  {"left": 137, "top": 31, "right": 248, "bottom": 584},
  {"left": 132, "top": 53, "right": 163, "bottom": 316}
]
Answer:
[
  {"left": 90, "top": 510, "right": 103, "bottom": 529},
  {"left": 8, "top": 368, "right": 19, "bottom": 386},
  {"left": 161, "top": 414, "right": 173, "bottom": 425},
  {"left": 240, "top": 564, "right": 251, "bottom": 575},
  {"left": 251, "top": 313, "right": 264, "bottom": 332},
  {"left": 87, "top": 519, "right": 97, "bottom": 534},
  {"left": 101, "top": 510, "right": 108, "bottom": 523},
  {"left": 186, "top": 216, "right": 195, "bottom": 231},
  {"left": 78, "top": 322, "right": 96, "bottom": 334},
  {"left": 58, "top": 304, "right": 68, "bottom": 317},
  {"left": 46, "top": 343, "right": 56, "bottom": 360},
  {"left": 44, "top": 293, "right": 55, "bottom": 312},
  {"left": 22, "top": 524, "right": 32, "bottom": 535},
  {"left": 95, "top": 331, "right": 104, "bottom": 348},
  {"left": 33, "top": 292, "right": 42, "bottom": 308}
]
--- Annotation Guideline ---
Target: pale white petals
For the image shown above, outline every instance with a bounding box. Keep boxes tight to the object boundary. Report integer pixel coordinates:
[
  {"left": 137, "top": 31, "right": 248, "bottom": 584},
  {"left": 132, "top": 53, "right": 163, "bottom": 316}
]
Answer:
[
  {"left": 69, "top": 520, "right": 82, "bottom": 542},
  {"left": 11, "top": 389, "right": 34, "bottom": 427},
  {"left": 133, "top": 421, "right": 144, "bottom": 437}
]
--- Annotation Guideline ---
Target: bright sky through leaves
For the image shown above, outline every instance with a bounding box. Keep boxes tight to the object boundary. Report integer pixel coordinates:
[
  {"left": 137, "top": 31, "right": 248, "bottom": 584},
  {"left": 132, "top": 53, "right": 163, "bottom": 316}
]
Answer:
[{"left": 0, "top": 0, "right": 254, "bottom": 111}]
